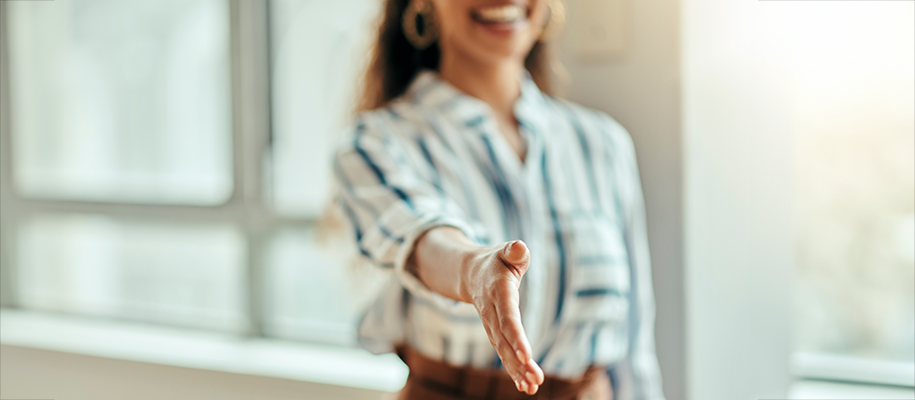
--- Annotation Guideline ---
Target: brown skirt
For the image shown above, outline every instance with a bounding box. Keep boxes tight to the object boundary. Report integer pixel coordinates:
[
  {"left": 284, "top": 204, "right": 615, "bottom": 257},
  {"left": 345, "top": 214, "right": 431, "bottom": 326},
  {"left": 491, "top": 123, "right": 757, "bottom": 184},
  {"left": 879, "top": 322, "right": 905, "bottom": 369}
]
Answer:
[{"left": 394, "top": 346, "right": 612, "bottom": 400}]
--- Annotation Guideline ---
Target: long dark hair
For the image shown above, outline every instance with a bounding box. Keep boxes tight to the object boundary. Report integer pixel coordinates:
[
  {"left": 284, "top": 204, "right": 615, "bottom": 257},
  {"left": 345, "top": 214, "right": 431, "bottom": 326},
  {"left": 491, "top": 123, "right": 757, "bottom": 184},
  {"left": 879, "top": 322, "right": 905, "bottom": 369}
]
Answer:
[{"left": 357, "top": 0, "right": 557, "bottom": 111}]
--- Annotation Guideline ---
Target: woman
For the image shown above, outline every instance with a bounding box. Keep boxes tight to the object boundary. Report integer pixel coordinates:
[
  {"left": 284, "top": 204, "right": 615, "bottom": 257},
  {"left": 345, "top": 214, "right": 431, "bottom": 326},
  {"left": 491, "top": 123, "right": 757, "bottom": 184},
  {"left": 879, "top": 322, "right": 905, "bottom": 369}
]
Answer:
[{"left": 333, "top": 0, "right": 665, "bottom": 398}]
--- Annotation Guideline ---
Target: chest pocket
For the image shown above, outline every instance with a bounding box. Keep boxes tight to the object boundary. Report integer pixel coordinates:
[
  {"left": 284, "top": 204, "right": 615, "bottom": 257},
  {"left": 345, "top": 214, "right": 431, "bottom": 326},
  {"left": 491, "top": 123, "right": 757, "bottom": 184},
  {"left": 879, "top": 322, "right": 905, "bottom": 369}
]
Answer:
[{"left": 560, "top": 211, "right": 631, "bottom": 322}]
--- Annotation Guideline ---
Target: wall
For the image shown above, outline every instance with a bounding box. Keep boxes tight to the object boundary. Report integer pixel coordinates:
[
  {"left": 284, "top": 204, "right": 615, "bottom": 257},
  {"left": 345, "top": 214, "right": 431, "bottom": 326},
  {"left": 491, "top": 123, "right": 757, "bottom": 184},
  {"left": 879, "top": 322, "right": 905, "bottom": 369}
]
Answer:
[
  {"left": 0, "top": 345, "right": 386, "bottom": 400},
  {"left": 557, "top": 0, "right": 685, "bottom": 399},
  {"left": 681, "top": 0, "right": 793, "bottom": 398}
]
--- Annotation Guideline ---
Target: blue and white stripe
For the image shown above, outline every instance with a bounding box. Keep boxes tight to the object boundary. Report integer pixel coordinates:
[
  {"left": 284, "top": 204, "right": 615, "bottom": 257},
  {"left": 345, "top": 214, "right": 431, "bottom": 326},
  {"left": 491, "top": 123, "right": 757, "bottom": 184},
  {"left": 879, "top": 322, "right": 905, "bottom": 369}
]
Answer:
[{"left": 334, "top": 71, "right": 665, "bottom": 399}]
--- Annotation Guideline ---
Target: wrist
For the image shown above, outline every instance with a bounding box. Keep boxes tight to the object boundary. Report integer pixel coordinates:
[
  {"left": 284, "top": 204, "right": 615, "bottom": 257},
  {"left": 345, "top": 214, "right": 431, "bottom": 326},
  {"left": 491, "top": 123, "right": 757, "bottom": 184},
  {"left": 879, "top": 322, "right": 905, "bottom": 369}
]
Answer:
[{"left": 457, "top": 247, "right": 485, "bottom": 304}]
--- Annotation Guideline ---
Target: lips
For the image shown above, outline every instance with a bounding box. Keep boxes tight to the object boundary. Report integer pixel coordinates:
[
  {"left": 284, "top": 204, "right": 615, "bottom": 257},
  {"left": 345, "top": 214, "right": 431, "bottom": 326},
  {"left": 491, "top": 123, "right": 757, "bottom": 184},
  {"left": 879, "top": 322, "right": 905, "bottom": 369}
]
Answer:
[{"left": 471, "top": 4, "right": 529, "bottom": 24}]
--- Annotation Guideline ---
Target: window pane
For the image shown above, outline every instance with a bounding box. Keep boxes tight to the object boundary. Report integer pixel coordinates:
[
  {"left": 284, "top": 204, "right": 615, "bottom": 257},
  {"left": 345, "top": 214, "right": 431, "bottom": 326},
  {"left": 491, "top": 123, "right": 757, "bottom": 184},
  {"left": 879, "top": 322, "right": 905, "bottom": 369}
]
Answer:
[
  {"left": 263, "top": 227, "right": 385, "bottom": 346},
  {"left": 7, "top": 0, "right": 233, "bottom": 205},
  {"left": 16, "top": 214, "right": 247, "bottom": 332},
  {"left": 789, "top": 4, "right": 915, "bottom": 362},
  {"left": 268, "top": 0, "right": 380, "bottom": 216}
]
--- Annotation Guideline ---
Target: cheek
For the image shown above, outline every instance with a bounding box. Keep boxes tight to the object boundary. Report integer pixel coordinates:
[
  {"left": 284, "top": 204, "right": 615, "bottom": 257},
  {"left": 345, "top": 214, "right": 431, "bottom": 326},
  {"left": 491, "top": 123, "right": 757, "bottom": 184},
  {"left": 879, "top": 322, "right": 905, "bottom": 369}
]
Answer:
[
  {"left": 529, "top": 0, "right": 551, "bottom": 33},
  {"left": 431, "top": 1, "right": 470, "bottom": 38},
  {"left": 432, "top": 4, "right": 481, "bottom": 55}
]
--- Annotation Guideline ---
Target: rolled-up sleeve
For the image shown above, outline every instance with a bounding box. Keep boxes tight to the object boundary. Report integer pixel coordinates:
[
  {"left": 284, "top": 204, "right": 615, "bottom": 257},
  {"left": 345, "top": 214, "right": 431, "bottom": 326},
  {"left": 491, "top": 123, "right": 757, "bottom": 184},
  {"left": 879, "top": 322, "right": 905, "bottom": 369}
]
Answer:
[{"left": 333, "top": 114, "right": 476, "bottom": 308}]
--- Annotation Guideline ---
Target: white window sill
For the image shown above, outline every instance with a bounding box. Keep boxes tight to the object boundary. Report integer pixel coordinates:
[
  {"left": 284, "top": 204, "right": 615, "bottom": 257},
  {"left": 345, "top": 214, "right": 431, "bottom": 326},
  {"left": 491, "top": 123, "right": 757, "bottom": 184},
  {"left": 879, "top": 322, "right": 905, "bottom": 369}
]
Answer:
[
  {"left": 792, "top": 351, "right": 915, "bottom": 387},
  {"left": 0, "top": 309, "right": 408, "bottom": 393},
  {"left": 788, "top": 380, "right": 915, "bottom": 399},
  {"left": 788, "top": 351, "right": 915, "bottom": 399},
  {"left": 5, "top": 309, "right": 913, "bottom": 398}
]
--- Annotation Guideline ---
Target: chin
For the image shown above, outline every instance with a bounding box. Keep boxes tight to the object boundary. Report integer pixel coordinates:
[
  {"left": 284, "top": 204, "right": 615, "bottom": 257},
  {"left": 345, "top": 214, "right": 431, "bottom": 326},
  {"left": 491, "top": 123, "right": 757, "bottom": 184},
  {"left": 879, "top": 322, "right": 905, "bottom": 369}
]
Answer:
[{"left": 479, "top": 41, "right": 535, "bottom": 64}]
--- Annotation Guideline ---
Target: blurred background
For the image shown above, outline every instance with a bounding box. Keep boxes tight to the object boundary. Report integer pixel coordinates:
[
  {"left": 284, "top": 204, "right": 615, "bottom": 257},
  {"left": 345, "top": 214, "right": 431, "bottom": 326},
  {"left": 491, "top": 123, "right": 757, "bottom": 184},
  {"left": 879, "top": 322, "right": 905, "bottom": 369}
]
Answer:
[{"left": 0, "top": 1, "right": 912, "bottom": 400}]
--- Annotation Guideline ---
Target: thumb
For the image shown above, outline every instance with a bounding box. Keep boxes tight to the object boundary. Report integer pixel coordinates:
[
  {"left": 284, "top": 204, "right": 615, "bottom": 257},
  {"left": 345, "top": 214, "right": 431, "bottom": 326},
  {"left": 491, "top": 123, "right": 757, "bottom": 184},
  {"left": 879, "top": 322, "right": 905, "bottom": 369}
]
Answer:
[{"left": 501, "top": 240, "right": 530, "bottom": 274}]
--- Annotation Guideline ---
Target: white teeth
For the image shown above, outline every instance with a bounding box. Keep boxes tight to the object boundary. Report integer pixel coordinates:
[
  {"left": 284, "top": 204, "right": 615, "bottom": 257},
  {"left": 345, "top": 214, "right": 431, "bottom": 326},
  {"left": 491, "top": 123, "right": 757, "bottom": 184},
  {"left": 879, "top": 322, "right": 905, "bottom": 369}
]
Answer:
[{"left": 475, "top": 5, "right": 526, "bottom": 23}]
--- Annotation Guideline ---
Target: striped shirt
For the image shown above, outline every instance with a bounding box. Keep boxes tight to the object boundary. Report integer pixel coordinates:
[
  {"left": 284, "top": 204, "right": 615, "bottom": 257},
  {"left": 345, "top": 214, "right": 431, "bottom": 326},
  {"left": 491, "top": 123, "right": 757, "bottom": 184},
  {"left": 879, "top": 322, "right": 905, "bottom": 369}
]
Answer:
[{"left": 333, "top": 71, "right": 665, "bottom": 399}]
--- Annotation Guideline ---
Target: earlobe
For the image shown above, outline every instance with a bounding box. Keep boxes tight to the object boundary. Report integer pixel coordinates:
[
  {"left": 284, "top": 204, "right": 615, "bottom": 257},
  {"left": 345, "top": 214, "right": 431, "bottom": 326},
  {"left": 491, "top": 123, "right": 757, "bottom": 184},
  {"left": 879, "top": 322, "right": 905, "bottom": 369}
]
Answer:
[{"left": 402, "top": 0, "right": 439, "bottom": 50}]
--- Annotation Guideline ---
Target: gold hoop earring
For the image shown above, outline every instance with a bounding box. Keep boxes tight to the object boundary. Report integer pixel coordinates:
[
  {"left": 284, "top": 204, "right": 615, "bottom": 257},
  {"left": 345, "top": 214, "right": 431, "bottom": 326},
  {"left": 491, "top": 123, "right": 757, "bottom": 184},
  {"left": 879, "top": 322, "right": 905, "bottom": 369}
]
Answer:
[
  {"left": 402, "top": 1, "right": 438, "bottom": 50},
  {"left": 540, "top": 0, "right": 566, "bottom": 41}
]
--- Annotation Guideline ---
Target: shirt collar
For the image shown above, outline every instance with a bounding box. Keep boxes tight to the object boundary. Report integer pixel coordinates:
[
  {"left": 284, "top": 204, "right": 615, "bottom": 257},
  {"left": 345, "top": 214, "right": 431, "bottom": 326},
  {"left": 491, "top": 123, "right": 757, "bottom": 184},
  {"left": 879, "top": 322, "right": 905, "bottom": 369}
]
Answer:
[{"left": 405, "top": 69, "right": 551, "bottom": 136}]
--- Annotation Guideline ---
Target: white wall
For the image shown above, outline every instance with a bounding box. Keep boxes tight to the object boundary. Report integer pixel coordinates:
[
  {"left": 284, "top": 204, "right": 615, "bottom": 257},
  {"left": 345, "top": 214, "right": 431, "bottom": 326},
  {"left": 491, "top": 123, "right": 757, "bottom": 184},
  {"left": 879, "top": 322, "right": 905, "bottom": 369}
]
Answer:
[
  {"left": 558, "top": 0, "right": 685, "bottom": 399},
  {"left": 681, "top": 0, "right": 794, "bottom": 398},
  {"left": 0, "top": 345, "right": 387, "bottom": 400}
]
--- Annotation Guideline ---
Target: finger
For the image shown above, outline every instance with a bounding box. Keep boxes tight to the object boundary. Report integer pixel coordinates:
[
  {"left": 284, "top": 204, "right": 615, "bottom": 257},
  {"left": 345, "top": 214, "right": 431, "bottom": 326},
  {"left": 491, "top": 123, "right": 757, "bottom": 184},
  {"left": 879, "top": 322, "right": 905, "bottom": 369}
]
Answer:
[
  {"left": 480, "top": 305, "right": 528, "bottom": 388},
  {"left": 492, "top": 289, "right": 546, "bottom": 390},
  {"left": 524, "top": 359, "right": 545, "bottom": 386},
  {"left": 495, "top": 326, "right": 541, "bottom": 394},
  {"left": 494, "top": 328, "right": 533, "bottom": 391},
  {"left": 500, "top": 240, "right": 530, "bottom": 275},
  {"left": 482, "top": 297, "right": 543, "bottom": 394},
  {"left": 492, "top": 282, "right": 533, "bottom": 365},
  {"left": 494, "top": 292, "right": 544, "bottom": 385}
]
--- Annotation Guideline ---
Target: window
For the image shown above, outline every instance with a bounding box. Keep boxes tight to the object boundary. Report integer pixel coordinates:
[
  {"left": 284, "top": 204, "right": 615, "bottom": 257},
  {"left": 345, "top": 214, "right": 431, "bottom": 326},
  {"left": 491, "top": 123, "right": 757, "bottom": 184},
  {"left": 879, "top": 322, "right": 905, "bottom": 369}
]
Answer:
[
  {"left": 261, "top": 0, "right": 383, "bottom": 344},
  {"left": 781, "top": 4, "right": 915, "bottom": 365},
  {"left": 16, "top": 214, "right": 246, "bottom": 331},
  {"left": 7, "top": 0, "right": 233, "bottom": 205},
  {"left": 267, "top": 0, "right": 379, "bottom": 217},
  {"left": 262, "top": 227, "right": 386, "bottom": 346},
  {"left": 1, "top": 0, "right": 380, "bottom": 344},
  {"left": 681, "top": 1, "right": 913, "bottom": 397}
]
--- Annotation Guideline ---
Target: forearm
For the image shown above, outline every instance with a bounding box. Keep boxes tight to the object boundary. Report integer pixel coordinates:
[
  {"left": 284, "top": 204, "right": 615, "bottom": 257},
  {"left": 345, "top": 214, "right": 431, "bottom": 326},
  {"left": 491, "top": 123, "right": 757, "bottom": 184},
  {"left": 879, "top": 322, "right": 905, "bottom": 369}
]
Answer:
[
  {"left": 407, "top": 226, "right": 480, "bottom": 303},
  {"left": 406, "top": 226, "right": 544, "bottom": 394}
]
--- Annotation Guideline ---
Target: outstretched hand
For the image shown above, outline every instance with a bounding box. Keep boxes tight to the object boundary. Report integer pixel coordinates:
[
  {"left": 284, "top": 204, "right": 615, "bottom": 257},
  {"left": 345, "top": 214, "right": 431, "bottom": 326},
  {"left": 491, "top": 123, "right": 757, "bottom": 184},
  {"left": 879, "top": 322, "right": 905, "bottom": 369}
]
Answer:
[{"left": 460, "top": 240, "right": 545, "bottom": 394}]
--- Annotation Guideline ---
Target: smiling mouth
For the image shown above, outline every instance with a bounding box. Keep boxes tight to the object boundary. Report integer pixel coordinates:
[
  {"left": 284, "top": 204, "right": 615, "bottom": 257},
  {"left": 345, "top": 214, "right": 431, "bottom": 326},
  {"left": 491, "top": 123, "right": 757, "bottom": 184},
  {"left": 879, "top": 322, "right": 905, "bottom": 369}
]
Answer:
[{"left": 471, "top": 4, "right": 529, "bottom": 24}]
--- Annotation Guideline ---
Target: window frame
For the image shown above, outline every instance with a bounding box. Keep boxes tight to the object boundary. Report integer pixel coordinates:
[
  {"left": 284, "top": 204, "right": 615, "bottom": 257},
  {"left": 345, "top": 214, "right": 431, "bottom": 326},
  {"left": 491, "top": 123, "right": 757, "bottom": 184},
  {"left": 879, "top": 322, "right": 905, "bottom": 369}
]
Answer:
[{"left": 0, "top": 0, "right": 313, "bottom": 339}]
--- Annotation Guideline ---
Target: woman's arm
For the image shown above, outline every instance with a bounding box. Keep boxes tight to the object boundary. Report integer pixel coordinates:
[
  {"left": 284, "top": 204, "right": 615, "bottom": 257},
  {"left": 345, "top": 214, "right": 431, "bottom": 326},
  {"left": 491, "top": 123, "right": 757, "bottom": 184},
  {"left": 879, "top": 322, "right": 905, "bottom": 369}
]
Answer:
[
  {"left": 334, "top": 116, "right": 543, "bottom": 394},
  {"left": 408, "top": 227, "right": 545, "bottom": 395}
]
